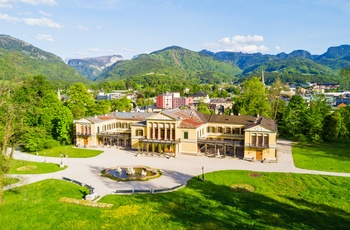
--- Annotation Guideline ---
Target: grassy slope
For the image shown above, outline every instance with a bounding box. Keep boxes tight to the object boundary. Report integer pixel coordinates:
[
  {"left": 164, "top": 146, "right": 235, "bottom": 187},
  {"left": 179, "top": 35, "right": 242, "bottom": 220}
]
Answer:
[
  {"left": 1, "top": 171, "right": 350, "bottom": 229},
  {"left": 292, "top": 140, "right": 350, "bottom": 173},
  {"left": 27, "top": 145, "right": 103, "bottom": 158},
  {"left": 7, "top": 159, "right": 67, "bottom": 174}
]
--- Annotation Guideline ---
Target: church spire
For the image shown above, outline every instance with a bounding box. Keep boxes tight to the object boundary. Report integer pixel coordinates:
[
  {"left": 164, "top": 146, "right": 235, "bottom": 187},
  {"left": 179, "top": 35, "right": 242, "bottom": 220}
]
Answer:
[{"left": 261, "top": 66, "right": 265, "bottom": 86}]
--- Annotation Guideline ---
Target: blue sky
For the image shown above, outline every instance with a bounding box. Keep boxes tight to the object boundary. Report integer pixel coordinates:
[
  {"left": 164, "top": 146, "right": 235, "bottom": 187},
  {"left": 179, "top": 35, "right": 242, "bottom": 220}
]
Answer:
[{"left": 1, "top": 0, "right": 350, "bottom": 60}]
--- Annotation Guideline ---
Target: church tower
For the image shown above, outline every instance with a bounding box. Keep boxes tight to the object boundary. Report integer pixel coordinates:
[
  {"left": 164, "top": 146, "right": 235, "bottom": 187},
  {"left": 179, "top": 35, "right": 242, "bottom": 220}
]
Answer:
[{"left": 261, "top": 66, "right": 265, "bottom": 86}]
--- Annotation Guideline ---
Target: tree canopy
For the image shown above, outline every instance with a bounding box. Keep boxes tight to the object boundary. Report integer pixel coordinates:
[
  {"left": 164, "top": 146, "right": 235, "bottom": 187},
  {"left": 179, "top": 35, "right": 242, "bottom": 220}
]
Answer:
[{"left": 233, "top": 77, "right": 271, "bottom": 117}]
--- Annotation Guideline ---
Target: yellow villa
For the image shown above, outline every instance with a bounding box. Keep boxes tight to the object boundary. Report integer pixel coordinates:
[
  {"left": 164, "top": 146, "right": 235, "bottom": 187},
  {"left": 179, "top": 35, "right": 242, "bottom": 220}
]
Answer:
[{"left": 74, "top": 108, "right": 277, "bottom": 162}]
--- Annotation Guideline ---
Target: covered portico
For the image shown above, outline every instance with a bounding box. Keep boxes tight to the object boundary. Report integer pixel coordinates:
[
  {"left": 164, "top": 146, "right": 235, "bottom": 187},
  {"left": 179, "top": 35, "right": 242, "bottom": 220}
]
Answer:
[
  {"left": 97, "top": 132, "right": 131, "bottom": 148},
  {"left": 197, "top": 138, "right": 244, "bottom": 158},
  {"left": 138, "top": 138, "right": 181, "bottom": 157}
]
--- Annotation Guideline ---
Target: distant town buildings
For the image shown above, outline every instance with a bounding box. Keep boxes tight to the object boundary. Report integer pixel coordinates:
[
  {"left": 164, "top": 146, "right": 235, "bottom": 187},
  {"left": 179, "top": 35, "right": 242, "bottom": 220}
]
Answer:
[{"left": 156, "top": 92, "right": 193, "bottom": 109}]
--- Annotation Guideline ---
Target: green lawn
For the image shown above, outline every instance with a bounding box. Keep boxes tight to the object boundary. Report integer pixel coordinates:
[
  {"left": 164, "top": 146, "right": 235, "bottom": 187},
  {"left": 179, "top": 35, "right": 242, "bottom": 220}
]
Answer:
[
  {"left": 3, "top": 177, "right": 20, "bottom": 186},
  {"left": 7, "top": 159, "right": 67, "bottom": 174},
  {"left": 293, "top": 140, "right": 350, "bottom": 173},
  {"left": 29, "top": 145, "right": 103, "bottom": 158},
  {"left": 1, "top": 171, "right": 350, "bottom": 229}
]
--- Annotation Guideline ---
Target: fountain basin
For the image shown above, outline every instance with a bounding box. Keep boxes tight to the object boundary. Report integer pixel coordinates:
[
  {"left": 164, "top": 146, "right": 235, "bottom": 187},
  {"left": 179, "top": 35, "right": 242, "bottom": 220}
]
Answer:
[{"left": 101, "top": 166, "right": 161, "bottom": 181}]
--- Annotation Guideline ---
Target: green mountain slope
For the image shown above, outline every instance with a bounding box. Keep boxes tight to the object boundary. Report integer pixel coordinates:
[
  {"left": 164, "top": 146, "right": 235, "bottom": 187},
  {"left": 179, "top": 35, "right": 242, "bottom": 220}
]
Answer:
[
  {"left": 0, "top": 35, "right": 90, "bottom": 84},
  {"left": 97, "top": 54, "right": 187, "bottom": 81},
  {"left": 150, "top": 46, "right": 241, "bottom": 75},
  {"left": 314, "top": 45, "right": 350, "bottom": 70},
  {"left": 97, "top": 46, "right": 242, "bottom": 83}
]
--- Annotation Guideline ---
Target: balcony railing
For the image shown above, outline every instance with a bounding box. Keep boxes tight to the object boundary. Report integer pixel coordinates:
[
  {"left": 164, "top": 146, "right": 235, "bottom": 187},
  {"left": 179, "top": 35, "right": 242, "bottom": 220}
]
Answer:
[
  {"left": 197, "top": 138, "right": 244, "bottom": 146},
  {"left": 76, "top": 132, "right": 91, "bottom": 136},
  {"left": 245, "top": 143, "right": 269, "bottom": 148}
]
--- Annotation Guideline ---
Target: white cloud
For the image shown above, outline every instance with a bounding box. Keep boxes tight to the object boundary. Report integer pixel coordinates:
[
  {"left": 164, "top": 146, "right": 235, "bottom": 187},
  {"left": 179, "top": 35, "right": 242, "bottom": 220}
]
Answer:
[
  {"left": 23, "top": 16, "right": 62, "bottom": 28},
  {"left": 122, "top": 48, "right": 134, "bottom": 53},
  {"left": 73, "top": 51, "right": 88, "bottom": 56},
  {"left": 36, "top": 33, "right": 53, "bottom": 41},
  {"left": 275, "top": 46, "right": 281, "bottom": 51},
  {"left": 0, "top": 13, "right": 19, "bottom": 22},
  {"left": 20, "top": 0, "right": 57, "bottom": 6},
  {"left": 0, "top": 12, "right": 62, "bottom": 28},
  {"left": 78, "top": 25, "right": 89, "bottom": 31},
  {"left": 204, "top": 35, "right": 269, "bottom": 53},
  {"left": 0, "top": 0, "right": 56, "bottom": 8},
  {"left": 88, "top": 48, "right": 100, "bottom": 53},
  {"left": 39, "top": 10, "right": 51, "bottom": 17},
  {"left": 0, "top": 3, "right": 13, "bottom": 8}
]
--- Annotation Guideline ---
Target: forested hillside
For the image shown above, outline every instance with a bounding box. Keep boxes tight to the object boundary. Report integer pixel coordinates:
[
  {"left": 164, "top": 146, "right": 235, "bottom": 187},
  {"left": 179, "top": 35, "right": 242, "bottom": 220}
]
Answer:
[
  {"left": 97, "top": 47, "right": 242, "bottom": 84},
  {"left": 0, "top": 35, "right": 90, "bottom": 85}
]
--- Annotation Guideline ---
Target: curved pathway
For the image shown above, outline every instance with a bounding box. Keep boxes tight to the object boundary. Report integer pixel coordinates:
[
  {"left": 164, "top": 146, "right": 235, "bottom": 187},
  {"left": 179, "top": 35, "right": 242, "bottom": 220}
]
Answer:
[{"left": 5, "top": 139, "right": 350, "bottom": 198}]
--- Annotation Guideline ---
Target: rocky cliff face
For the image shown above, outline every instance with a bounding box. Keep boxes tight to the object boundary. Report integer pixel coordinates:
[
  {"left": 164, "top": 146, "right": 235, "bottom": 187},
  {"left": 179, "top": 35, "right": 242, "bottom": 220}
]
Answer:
[{"left": 67, "top": 55, "right": 123, "bottom": 80}]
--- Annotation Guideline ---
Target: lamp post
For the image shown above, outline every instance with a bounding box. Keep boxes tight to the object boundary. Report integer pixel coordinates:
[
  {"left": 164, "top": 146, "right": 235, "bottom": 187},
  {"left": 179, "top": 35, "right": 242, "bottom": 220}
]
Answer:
[
  {"left": 44, "top": 152, "right": 46, "bottom": 163},
  {"left": 65, "top": 146, "right": 68, "bottom": 157},
  {"left": 201, "top": 166, "right": 205, "bottom": 182},
  {"left": 59, "top": 153, "right": 64, "bottom": 167}
]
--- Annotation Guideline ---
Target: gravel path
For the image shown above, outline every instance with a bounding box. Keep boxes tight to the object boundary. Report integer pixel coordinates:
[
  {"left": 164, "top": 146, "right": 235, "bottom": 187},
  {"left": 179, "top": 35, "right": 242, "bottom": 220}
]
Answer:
[{"left": 5, "top": 139, "right": 350, "bottom": 198}]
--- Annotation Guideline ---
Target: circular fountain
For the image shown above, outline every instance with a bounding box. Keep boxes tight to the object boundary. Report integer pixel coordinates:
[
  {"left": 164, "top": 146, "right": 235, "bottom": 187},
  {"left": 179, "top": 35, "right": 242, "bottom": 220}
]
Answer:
[{"left": 101, "top": 166, "right": 161, "bottom": 181}]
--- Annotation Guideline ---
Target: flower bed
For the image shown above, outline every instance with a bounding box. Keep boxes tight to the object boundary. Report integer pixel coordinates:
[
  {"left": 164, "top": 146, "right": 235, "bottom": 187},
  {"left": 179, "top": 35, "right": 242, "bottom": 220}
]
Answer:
[{"left": 58, "top": 197, "right": 113, "bottom": 208}]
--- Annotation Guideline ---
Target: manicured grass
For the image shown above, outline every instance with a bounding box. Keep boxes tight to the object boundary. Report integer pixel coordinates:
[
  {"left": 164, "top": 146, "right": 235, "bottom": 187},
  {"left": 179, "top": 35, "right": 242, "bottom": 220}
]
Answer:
[
  {"left": 3, "top": 177, "right": 20, "bottom": 186},
  {"left": 29, "top": 145, "right": 103, "bottom": 158},
  {"left": 293, "top": 140, "right": 350, "bottom": 173},
  {"left": 1, "top": 171, "right": 350, "bottom": 229},
  {"left": 7, "top": 159, "right": 67, "bottom": 174}
]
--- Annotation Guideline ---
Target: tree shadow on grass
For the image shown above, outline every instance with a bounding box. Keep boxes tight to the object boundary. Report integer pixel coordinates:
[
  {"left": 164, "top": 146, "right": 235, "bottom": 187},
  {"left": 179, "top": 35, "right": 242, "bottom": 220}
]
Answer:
[
  {"left": 128, "top": 175, "right": 350, "bottom": 229},
  {"left": 294, "top": 141, "right": 350, "bottom": 162},
  {"left": 79, "top": 189, "right": 88, "bottom": 199}
]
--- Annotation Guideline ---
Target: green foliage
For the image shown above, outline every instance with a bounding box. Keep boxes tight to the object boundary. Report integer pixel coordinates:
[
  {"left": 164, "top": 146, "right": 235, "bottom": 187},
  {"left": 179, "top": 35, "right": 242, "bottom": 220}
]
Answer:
[
  {"left": 66, "top": 82, "right": 96, "bottom": 119},
  {"left": 323, "top": 111, "right": 343, "bottom": 141},
  {"left": 304, "top": 95, "right": 331, "bottom": 142},
  {"left": 233, "top": 77, "right": 271, "bottom": 117},
  {"left": 197, "top": 103, "right": 212, "bottom": 114},
  {"left": 111, "top": 97, "right": 132, "bottom": 112},
  {"left": 95, "top": 100, "right": 111, "bottom": 115},
  {"left": 279, "top": 95, "right": 307, "bottom": 139},
  {"left": 339, "top": 67, "right": 350, "bottom": 90},
  {"left": 12, "top": 76, "right": 74, "bottom": 151},
  {"left": 136, "top": 98, "right": 154, "bottom": 107},
  {"left": 337, "top": 106, "right": 350, "bottom": 139}
]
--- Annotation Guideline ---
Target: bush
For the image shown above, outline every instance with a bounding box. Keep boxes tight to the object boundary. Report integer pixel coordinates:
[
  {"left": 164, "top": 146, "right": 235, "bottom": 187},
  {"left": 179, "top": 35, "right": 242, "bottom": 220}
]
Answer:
[{"left": 43, "top": 139, "right": 60, "bottom": 149}]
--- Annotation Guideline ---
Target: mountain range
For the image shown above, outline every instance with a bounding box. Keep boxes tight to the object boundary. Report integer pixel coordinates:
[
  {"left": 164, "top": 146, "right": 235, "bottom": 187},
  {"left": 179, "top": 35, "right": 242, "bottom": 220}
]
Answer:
[
  {"left": 67, "top": 55, "right": 123, "bottom": 80},
  {"left": 1, "top": 34, "right": 350, "bottom": 85},
  {"left": 0, "top": 34, "right": 89, "bottom": 85},
  {"left": 90, "top": 45, "right": 350, "bottom": 84}
]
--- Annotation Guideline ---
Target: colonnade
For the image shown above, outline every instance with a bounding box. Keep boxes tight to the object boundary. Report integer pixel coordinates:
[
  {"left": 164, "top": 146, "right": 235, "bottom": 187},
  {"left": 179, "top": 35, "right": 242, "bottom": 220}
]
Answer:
[
  {"left": 138, "top": 141, "right": 178, "bottom": 157},
  {"left": 148, "top": 122, "right": 176, "bottom": 140}
]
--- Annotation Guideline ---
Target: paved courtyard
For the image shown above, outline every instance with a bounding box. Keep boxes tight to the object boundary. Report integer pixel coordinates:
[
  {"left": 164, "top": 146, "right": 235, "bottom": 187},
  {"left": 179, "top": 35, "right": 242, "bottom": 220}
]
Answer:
[{"left": 6, "top": 139, "right": 350, "bottom": 198}]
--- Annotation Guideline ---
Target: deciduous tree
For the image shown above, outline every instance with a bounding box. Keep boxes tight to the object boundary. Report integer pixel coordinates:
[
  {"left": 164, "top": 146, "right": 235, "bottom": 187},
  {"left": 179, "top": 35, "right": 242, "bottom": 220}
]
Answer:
[
  {"left": 234, "top": 77, "right": 271, "bottom": 117},
  {"left": 66, "top": 82, "right": 95, "bottom": 119}
]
